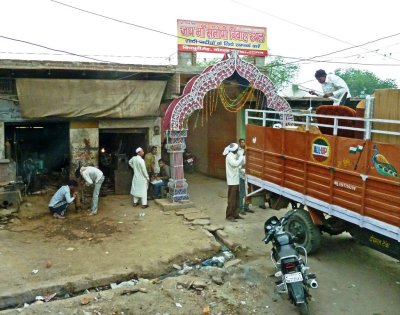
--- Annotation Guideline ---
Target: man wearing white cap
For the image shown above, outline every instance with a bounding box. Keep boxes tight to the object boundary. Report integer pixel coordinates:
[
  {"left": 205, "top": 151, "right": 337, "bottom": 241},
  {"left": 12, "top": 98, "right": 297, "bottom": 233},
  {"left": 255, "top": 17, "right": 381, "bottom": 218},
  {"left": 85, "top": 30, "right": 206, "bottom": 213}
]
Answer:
[
  {"left": 129, "top": 147, "right": 150, "bottom": 208},
  {"left": 223, "top": 142, "right": 245, "bottom": 221}
]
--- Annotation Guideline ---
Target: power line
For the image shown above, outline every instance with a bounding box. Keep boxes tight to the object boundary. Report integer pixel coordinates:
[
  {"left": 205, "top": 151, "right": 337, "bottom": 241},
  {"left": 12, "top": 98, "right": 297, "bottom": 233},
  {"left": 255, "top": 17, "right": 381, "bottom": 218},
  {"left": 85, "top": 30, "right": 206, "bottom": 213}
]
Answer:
[
  {"left": 269, "top": 54, "right": 400, "bottom": 66},
  {"left": 0, "top": 35, "right": 115, "bottom": 63},
  {"left": 0, "top": 51, "right": 176, "bottom": 59},
  {"left": 50, "top": 0, "right": 180, "bottom": 39},
  {"left": 50, "top": 0, "right": 400, "bottom": 67},
  {"left": 230, "top": 0, "right": 400, "bottom": 63},
  {"left": 308, "top": 32, "right": 400, "bottom": 60}
]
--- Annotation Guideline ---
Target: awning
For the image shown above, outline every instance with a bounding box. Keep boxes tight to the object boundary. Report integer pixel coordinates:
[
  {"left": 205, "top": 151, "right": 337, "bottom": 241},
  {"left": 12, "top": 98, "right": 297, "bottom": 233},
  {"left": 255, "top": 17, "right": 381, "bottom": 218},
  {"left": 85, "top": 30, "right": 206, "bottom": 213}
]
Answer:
[{"left": 16, "top": 79, "right": 167, "bottom": 118}]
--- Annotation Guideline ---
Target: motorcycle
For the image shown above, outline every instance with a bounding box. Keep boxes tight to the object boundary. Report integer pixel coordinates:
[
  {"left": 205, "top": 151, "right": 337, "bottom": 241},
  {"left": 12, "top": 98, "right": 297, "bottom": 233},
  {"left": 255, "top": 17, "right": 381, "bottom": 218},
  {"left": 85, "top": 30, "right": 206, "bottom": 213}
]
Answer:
[
  {"left": 183, "top": 151, "right": 196, "bottom": 173},
  {"left": 263, "top": 210, "right": 318, "bottom": 315}
]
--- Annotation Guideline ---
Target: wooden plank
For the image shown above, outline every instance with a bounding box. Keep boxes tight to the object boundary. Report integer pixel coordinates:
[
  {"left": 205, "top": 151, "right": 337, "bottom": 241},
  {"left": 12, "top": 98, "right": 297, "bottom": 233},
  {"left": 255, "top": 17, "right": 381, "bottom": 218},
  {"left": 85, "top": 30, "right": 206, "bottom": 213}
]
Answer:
[{"left": 372, "top": 89, "right": 400, "bottom": 144}]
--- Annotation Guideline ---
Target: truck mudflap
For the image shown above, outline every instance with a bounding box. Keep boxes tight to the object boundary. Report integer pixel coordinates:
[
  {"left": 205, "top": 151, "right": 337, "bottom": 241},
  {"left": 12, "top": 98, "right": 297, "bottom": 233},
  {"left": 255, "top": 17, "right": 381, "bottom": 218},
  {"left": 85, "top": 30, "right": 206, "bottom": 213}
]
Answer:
[{"left": 348, "top": 225, "right": 400, "bottom": 260}]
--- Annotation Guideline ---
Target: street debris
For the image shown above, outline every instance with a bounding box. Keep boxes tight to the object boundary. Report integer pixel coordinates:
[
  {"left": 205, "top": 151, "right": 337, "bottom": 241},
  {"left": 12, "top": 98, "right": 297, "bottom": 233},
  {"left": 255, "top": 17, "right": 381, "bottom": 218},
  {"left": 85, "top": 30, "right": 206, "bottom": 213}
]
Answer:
[
  {"left": 110, "top": 279, "right": 138, "bottom": 289},
  {"left": 35, "top": 292, "right": 57, "bottom": 303},
  {"left": 172, "top": 264, "right": 182, "bottom": 270},
  {"left": 202, "top": 256, "right": 225, "bottom": 267},
  {"left": 177, "top": 263, "right": 193, "bottom": 275},
  {"left": 224, "top": 259, "right": 241, "bottom": 269},
  {"left": 31, "top": 269, "right": 39, "bottom": 274},
  {"left": 120, "top": 287, "right": 147, "bottom": 295},
  {"left": 211, "top": 275, "right": 224, "bottom": 285},
  {"left": 80, "top": 296, "right": 91, "bottom": 305}
]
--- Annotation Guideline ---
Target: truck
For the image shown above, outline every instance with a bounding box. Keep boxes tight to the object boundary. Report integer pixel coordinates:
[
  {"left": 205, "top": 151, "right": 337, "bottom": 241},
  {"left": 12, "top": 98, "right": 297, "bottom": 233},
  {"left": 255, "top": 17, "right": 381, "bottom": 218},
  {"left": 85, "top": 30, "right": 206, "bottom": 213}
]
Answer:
[{"left": 245, "top": 93, "right": 400, "bottom": 260}]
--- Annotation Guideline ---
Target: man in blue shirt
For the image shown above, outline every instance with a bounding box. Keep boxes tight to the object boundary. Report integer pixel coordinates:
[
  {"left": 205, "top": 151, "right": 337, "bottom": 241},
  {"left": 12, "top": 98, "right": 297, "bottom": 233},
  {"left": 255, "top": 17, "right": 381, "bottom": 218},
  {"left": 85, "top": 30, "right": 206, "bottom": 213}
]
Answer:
[{"left": 48, "top": 180, "right": 79, "bottom": 219}]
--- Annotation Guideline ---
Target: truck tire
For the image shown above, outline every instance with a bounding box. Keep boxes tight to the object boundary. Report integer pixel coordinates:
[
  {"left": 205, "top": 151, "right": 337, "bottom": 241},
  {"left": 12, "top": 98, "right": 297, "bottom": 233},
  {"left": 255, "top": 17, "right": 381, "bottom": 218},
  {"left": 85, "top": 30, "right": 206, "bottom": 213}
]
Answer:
[{"left": 286, "top": 209, "right": 321, "bottom": 254}]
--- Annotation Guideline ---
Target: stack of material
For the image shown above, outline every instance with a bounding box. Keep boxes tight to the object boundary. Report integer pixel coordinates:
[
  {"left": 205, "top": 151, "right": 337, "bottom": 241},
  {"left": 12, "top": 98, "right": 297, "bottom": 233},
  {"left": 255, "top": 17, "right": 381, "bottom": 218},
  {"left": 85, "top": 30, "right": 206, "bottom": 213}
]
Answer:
[{"left": 372, "top": 89, "right": 400, "bottom": 144}]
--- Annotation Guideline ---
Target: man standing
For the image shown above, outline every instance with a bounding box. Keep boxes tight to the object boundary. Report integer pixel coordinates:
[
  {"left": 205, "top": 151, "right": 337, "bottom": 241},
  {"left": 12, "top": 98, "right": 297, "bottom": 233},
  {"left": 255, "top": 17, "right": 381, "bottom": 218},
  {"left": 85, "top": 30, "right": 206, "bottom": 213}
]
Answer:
[
  {"left": 310, "top": 69, "right": 351, "bottom": 105},
  {"left": 144, "top": 146, "right": 157, "bottom": 200},
  {"left": 129, "top": 147, "right": 150, "bottom": 208},
  {"left": 223, "top": 143, "right": 244, "bottom": 222},
  {"left": 238, "top": 138, "right": 254, "bottom": 215},
  {"left": 48, "top": 180, "right": 79, "bottom": 219},
  {"left": 144, "top": 146, "right": 157, "bottom": 176},
  {"left": 75, "top": 165, "right": 105, "bottom": 216},
  {"left": 152, "top": 159, "right": 170, "bottom": 199}
]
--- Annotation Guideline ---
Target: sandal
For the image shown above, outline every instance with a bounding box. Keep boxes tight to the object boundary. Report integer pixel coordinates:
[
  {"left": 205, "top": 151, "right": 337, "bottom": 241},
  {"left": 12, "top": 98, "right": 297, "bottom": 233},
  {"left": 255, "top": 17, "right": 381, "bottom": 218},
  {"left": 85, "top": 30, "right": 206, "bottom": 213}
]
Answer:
[
  {"left": 141, "top": 205, "right": 149, "bottom": 209},
  {"left": 133, "top": 203, "right": 138, "bottom": 207}
]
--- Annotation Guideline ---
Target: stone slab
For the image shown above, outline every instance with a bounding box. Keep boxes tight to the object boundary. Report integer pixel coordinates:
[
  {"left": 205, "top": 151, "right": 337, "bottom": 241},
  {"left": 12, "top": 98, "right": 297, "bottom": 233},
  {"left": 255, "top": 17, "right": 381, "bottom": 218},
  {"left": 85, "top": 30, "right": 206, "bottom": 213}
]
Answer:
[
  {"left": 175, "top": 208, "right": 200, "bottom": 216},
  {"left": 224, "top": 259, "right": 242, "bottom": 269},
  {"left": 154, "top": 198, "right": 195, "bottom": 211},
  {"left": 204, "top": 224, "right": 225, "bottom": 232},
  {"left": 216, "top": 230, "right": 239, "bottom": 249},
  {"left": 184, "top": 212, "right": 210, "bottom": 221},
  {"left": 191, "top": 219, "right": 210, "bottom": 226}
]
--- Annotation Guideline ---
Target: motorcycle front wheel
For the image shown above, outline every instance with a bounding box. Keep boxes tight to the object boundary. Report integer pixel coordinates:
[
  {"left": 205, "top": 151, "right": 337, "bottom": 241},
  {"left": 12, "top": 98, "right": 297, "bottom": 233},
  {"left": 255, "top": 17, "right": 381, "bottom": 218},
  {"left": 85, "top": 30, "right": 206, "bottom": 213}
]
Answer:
[{"left": 298, "top": 302, "right": 310, "bottom": 315}]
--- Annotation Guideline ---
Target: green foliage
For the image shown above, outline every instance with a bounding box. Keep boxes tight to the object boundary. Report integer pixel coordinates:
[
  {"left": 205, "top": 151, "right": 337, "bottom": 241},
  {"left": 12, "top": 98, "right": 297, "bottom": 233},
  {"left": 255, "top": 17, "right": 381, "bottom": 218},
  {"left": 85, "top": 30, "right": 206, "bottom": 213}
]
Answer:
[
  {"left": 265, "top": 56, "right": 300, "bottom": 89},
  {"left": 196, "top": 55, "right": 299, "bottom": 90},
  {"left": 334, "top": 68, "right": 397, "bottom": 98},
  {"left": 196, "top": 58, "right": 219, "bottom": 67}
]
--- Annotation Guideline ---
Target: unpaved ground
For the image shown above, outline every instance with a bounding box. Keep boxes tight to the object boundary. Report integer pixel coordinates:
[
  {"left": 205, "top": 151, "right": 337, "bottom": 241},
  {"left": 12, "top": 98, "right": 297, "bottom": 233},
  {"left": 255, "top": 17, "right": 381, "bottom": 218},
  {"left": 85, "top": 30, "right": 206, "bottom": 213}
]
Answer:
[{"left": 1, "top": 173, "right": 400, "bottom": 315}]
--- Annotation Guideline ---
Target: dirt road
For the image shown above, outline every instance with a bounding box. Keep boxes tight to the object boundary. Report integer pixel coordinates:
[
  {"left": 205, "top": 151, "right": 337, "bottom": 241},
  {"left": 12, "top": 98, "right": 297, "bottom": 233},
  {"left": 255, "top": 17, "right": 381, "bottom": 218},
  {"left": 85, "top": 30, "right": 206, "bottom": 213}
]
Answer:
[{"left": 1, "top": 173, "right": 399, "bottom": 314}]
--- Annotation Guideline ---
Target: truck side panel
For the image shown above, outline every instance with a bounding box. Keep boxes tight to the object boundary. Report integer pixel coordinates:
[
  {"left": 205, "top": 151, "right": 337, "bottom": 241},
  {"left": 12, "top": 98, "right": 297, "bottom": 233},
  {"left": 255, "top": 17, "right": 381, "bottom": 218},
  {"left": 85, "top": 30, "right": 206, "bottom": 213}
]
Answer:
[{"left": 246, "top": 124, "right": 400, "bottom": 241}]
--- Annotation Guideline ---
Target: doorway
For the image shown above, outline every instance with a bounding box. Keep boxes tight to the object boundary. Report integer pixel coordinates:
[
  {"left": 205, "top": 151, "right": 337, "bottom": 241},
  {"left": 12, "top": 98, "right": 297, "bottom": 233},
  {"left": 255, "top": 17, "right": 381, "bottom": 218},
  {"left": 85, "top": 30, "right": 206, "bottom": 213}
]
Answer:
[{"left": 99, "top": 128, "right": 147, "bottom": 194}]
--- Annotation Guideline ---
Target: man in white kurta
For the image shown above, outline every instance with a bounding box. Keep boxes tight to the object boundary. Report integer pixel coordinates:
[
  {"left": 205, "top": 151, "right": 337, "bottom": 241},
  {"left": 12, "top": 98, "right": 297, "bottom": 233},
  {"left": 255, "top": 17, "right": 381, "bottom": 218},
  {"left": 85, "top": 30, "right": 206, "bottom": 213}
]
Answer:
[
  {"left": 223, "top": 143, "right": 244, "bottom": 221},
  {"left": 311, "top": 69, "right": 351, "bottom": 105},
  {"left": 129, "top": 147, "right": 150, "bottom": 208}
]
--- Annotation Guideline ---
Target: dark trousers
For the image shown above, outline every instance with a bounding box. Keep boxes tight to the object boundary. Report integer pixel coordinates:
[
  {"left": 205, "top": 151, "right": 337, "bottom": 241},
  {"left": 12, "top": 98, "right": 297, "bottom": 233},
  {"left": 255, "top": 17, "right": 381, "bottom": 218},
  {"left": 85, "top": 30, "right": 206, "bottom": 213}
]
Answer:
[
  {"left": 226, "top": 185, "right": 239, "bottom": 219},
  {"left": 49, "top": 202, "right": 69, "bottom": 216}
]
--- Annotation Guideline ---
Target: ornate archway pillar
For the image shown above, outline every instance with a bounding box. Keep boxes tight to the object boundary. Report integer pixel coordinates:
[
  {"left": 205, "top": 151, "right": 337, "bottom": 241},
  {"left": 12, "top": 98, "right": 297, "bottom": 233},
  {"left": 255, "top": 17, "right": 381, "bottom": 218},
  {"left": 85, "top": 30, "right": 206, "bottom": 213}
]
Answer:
[{"left": 165, "top": 129, "right": 190, "bottom": 201}]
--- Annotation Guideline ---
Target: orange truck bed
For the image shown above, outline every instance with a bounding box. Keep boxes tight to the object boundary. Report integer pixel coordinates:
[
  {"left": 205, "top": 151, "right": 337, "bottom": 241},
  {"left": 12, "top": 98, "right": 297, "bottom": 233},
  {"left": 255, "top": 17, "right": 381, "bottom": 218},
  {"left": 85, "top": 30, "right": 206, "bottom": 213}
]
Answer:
[{"left": 246, "top": 123, "right": 400, "bottom": 243}]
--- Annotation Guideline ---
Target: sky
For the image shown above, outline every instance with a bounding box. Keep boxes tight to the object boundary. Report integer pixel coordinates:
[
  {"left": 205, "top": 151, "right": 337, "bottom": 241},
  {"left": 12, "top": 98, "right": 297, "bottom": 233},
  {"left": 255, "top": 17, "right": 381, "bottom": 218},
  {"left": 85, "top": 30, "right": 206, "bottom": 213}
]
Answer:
[{"left": 1, "top": 0, "right": 400, "bottom": 96}]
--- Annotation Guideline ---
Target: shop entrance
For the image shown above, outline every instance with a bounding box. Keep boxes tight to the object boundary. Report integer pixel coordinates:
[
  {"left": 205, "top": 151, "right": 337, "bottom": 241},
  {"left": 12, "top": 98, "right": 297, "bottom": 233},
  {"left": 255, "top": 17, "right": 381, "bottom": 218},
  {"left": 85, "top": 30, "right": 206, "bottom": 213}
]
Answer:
[
  {"left": 5, "top": 122, "right": 69, "bottom": 192},
  {"left": 99, "top": 128, "right": 147, "bottom": 194}
]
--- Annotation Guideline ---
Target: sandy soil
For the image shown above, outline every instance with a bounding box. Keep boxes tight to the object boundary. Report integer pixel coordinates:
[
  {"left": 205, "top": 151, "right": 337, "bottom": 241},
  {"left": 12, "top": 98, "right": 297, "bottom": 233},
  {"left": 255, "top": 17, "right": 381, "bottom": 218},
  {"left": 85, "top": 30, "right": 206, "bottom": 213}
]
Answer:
[{"left": 1, "top": 173, "right": 399, "bottom": 315}]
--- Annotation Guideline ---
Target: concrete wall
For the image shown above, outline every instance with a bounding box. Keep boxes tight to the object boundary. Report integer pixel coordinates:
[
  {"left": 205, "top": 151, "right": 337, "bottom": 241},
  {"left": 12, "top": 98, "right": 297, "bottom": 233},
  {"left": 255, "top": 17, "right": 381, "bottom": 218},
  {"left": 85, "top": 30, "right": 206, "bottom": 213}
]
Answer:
[
  {"left": 0, "top": 159, "right": 16, "bottom": 183},
  {"left": 69, "top": 121, "right": 99, "bottom": 176},
  {"left": 67, "top": 118, "right": 162, "bottom": 176},
  {"left": 0, "top": 99, "right": 22, "bottom": 122}
]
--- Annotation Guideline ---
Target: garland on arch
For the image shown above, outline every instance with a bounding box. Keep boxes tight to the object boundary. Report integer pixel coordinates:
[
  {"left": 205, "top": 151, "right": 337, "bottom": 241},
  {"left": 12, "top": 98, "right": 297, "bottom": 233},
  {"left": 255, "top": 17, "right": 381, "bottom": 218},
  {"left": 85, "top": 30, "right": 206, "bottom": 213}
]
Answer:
[
  {"left": 194, "top": 83, "right": 268, "bottom": 128},
  {"left": 218, "top": 82, "right": 254, "bottom": 113}
]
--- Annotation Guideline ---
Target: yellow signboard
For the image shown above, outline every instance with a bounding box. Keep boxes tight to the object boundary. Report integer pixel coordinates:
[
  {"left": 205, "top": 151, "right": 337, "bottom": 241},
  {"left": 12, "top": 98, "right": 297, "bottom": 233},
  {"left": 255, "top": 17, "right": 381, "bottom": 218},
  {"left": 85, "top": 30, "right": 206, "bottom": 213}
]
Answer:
[{"left": 177, "top": 19, "right": 267, "bottom": 56}]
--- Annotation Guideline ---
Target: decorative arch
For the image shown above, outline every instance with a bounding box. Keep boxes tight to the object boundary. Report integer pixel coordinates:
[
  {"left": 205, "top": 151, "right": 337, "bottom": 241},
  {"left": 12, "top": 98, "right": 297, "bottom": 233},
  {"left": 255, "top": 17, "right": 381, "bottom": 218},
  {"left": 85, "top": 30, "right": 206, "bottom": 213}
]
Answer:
[
  {"left": 163, "top": 50, "right": 293, "bottom": 131},
  {"left": 163, "top": 51, "right": 293, "bottom": 202}
]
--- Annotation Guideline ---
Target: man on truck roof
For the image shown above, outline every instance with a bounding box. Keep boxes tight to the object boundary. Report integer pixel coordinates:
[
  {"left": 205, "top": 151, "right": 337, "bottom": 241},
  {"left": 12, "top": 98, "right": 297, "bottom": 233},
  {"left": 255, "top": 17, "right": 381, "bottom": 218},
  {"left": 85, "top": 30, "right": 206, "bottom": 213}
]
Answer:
[{"left": 310, "top": 69, "right": 351, "bottom": 105}]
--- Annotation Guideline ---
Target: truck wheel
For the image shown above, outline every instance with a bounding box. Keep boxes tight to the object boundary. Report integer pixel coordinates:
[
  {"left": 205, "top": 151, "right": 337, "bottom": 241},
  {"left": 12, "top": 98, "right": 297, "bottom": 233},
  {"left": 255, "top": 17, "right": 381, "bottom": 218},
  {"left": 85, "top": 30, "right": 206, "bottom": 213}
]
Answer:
[{"left": 286, "top": 209, "right": 321, "bottom": 254}]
